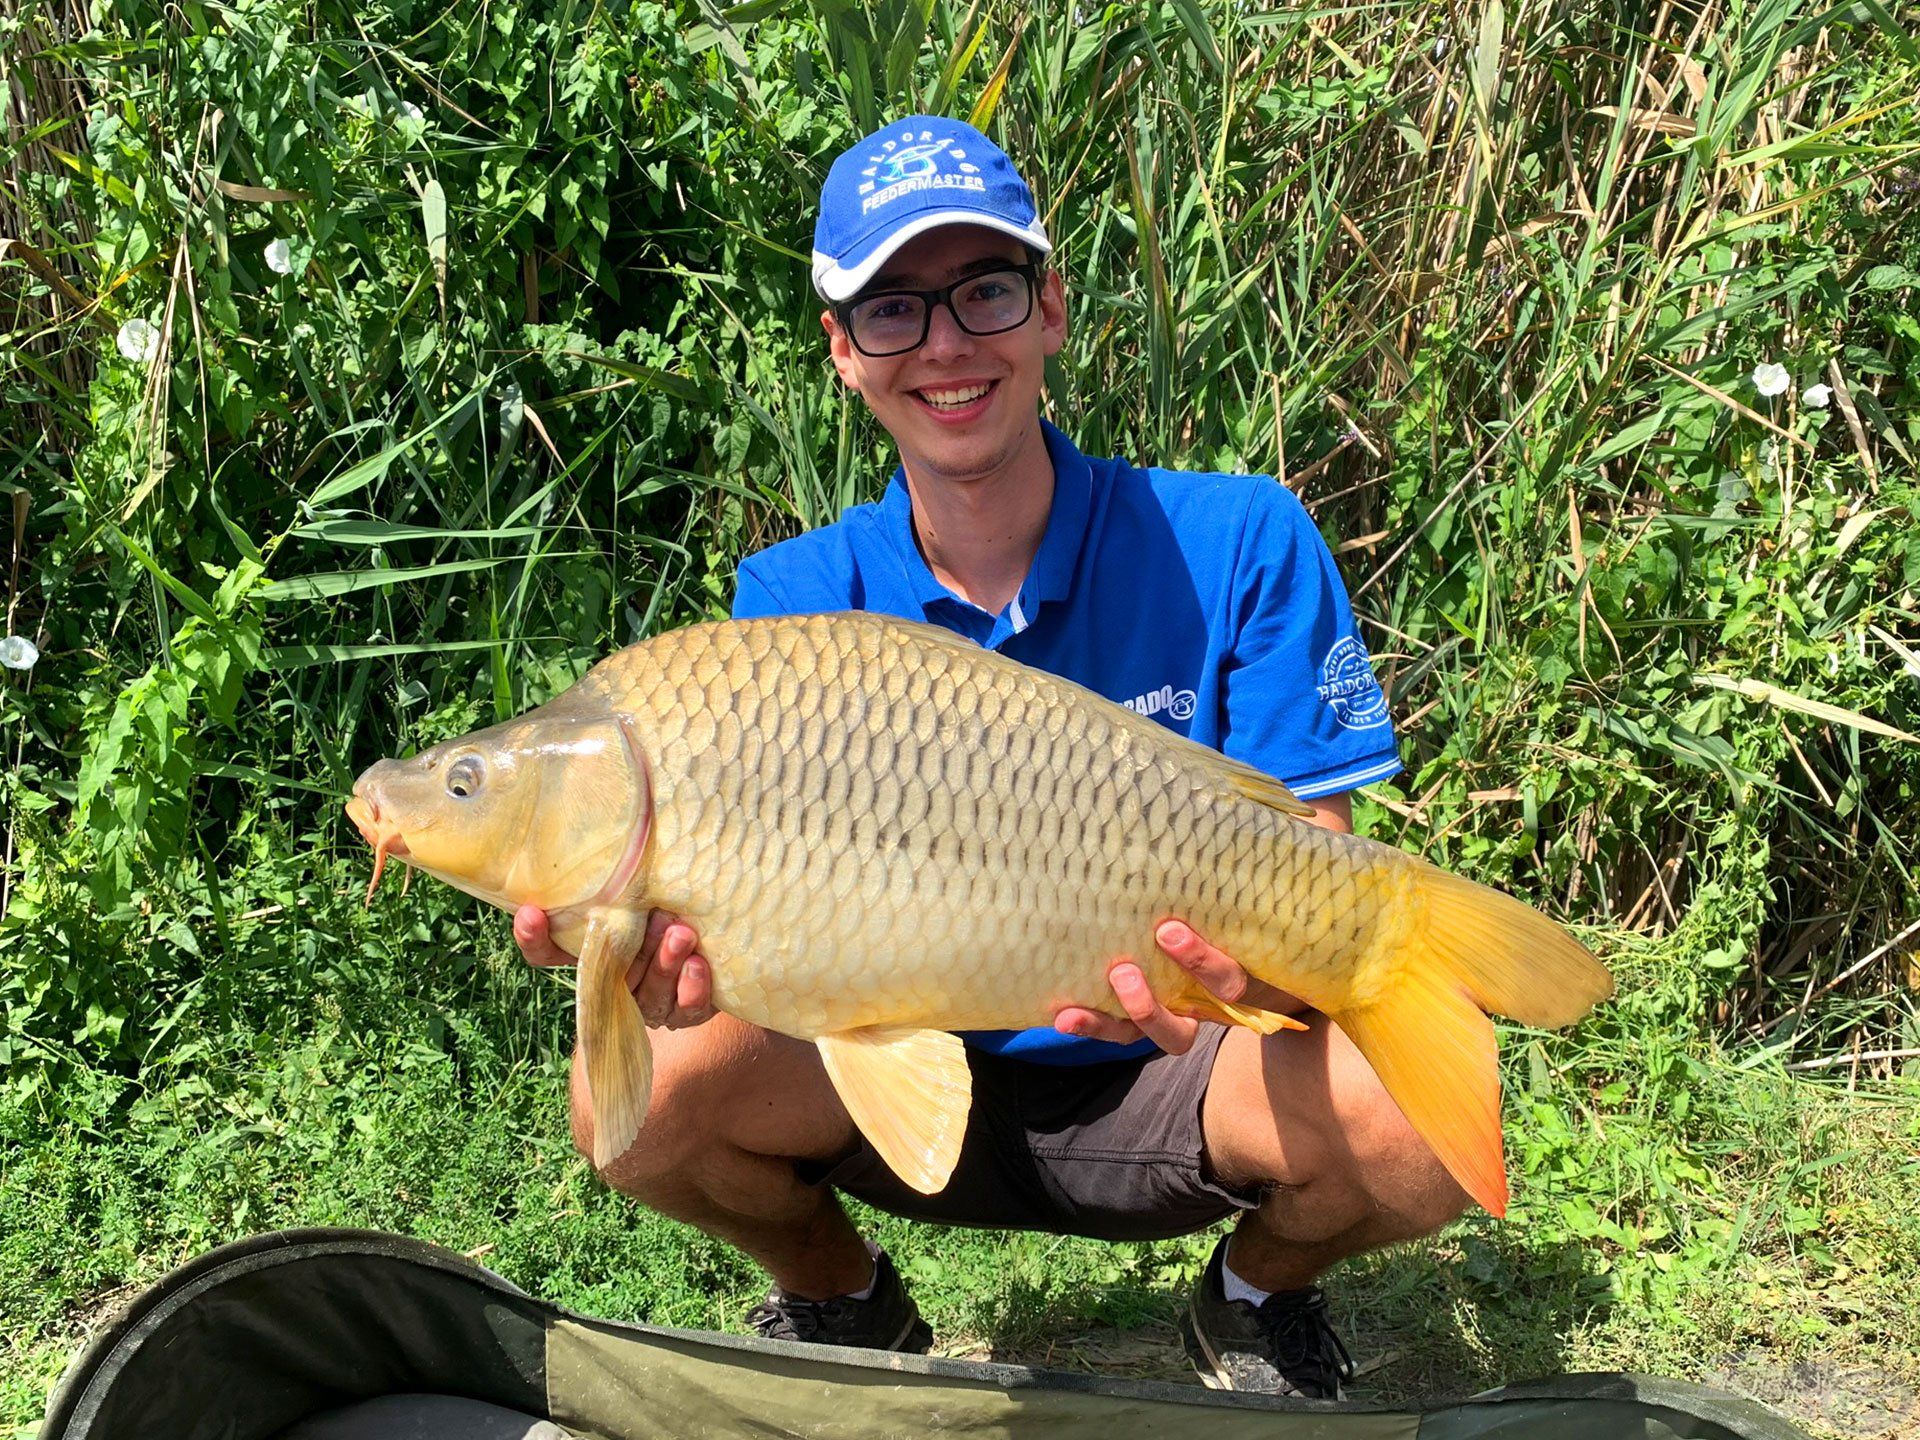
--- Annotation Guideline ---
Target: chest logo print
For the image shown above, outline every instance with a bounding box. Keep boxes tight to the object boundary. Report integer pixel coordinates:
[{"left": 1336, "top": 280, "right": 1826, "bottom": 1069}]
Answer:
[{"left": 1123, "top": 684, "right": 1198, "bottom": 723}]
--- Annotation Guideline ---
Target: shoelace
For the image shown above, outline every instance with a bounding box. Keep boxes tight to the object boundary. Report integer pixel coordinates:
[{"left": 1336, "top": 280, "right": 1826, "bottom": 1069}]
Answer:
[
  {"left": 746, "top": 1294, "right": 855, "bottom": 1342},
  {"left": 1255, "top": 1288, "right": 1356, "bottom": 1389}
]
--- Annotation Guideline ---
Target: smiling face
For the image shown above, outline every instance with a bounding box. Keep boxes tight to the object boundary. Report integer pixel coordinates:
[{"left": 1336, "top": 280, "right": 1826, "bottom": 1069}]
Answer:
[{"left": 824, "top": 224, "right": 1067, "bottom": 487}]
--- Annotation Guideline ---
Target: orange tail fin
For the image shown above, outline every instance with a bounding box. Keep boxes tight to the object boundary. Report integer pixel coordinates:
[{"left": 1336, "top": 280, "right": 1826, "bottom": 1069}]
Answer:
[{"left": 1329, "top": 865, "right": 1613, "bottom": 1218}]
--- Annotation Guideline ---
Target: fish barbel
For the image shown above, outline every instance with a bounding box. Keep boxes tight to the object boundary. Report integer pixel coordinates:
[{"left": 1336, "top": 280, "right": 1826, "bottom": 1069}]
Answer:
[{"left": 346, "top": 612, "right": 1611, "bottom": 1215}]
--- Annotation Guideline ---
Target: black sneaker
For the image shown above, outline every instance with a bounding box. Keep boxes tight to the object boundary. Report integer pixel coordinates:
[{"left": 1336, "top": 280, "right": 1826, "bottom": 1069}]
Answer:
[
  {"left": 1180, "top": 1236, "right": 1355, "bottom": 1398},
  {"left": 745, "top": 1248, "right": 933, "bottom": 1354}
]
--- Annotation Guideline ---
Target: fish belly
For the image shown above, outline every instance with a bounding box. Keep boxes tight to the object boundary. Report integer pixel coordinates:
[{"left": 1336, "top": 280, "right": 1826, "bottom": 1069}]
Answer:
[{"left": 589, "top": 614, "right": 1408, "bottom": 1039}]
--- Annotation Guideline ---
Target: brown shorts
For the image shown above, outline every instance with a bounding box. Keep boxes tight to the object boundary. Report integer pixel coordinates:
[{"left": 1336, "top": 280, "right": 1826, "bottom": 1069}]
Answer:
[{"left": 794, "top": 1026, "right": 1265, "bottom": 1242}]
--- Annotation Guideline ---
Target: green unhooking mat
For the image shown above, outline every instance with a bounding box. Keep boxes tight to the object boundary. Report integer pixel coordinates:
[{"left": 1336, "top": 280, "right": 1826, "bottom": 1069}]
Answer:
[{"left": 39, "top": 1228, "right": 1811, "bottom": 1440}]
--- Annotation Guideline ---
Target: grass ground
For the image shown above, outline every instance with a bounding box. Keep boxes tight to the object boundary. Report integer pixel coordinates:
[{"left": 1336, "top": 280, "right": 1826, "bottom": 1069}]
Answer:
[{"left": 4, "top": 929, "right": 1918, "bottom": 1439}]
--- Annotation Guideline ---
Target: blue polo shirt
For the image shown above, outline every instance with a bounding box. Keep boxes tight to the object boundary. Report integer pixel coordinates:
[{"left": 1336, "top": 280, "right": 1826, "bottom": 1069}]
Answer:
[{"left": 731, "top": 420, "right": 1400, "bottom": 1063}]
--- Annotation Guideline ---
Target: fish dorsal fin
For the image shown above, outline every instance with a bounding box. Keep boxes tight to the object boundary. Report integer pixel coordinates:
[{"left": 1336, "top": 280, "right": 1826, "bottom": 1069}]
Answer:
[
  {"left": 1182, "top": 746, "right": 1317, "bottom": 818},
  {"left": 857, "top": 614, "right": 1316, "bottom": 820},
  {"left": 815, "top": 1027, "right": 972, "bottom": 1196}
]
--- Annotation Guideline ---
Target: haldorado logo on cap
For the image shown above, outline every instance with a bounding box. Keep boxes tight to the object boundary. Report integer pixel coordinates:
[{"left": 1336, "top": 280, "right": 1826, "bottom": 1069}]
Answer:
[{"left": 859, "top": 128, "right": 987, "bottom": 215}]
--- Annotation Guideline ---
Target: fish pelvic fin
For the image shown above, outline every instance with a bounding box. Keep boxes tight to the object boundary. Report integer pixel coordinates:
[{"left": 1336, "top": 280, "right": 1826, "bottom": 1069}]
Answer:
[
  {"left": 815, "top": 1027, "right": 971, "bottom": 1196},
  {"left": 1328, "top": 865, "right": 1614, "bottom": 1219},
  {"left": 577, "top": 909, "right": 654, "bottom": 1172}
]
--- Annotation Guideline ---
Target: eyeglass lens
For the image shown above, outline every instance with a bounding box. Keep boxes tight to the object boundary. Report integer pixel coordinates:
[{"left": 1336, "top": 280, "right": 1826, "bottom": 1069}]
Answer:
[{"left": 847, "top": 269, "right": 1034, "bottom": 356}]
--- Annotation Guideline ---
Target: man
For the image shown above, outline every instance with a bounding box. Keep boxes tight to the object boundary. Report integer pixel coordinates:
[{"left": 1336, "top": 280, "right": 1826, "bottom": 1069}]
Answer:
[{"left": 515, "top": 115, "right": 1468, "bottom": 1399}]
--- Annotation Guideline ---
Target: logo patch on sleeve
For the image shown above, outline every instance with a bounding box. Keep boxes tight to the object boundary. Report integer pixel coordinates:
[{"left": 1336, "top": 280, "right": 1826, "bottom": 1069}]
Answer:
[{"left": 1315, "top": 637, "right": 1389, "bottom": 730}]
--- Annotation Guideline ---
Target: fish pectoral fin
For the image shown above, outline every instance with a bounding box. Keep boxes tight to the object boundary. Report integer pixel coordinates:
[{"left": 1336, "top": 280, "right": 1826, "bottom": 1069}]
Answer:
[
  {"left": 815, "top": 1027, "right": 971, "bottom": 1196},
  {"left": 1164, "top": 985, "right": 1310, "bottom": 1035},
  {"left": 577, "top": 909, "right": 654, "bottom": 1172}
]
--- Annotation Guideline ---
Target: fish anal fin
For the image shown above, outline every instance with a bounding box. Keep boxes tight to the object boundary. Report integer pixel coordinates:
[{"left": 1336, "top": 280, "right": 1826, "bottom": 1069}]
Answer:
[
  {"left": 1330, "top": 965, "right": 1507, "bottom": 1218},
  {"left": 1164, "top": 983, "right": 1309, "bottom": 1034},
  {"left": 816, "top": 1027, "right": 971, "bottom": 1196},
  {"left": 577, "top": 909, "right": 655, "bottom": 1172}
]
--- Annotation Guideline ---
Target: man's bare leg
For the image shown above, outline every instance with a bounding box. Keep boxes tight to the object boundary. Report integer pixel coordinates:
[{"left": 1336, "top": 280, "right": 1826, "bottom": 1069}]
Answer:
[
  {"left": 1201, "top": 1015, "right": 1472, "bottom": 1291},
  {"left": 569, "top": 1012, "right": 874, "bottom": 1301}
]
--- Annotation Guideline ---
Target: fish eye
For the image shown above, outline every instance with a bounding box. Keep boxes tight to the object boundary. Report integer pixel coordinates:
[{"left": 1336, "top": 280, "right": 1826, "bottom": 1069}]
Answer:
[{"left": 446, "top": 754, "right": 485, "bottom": 799}]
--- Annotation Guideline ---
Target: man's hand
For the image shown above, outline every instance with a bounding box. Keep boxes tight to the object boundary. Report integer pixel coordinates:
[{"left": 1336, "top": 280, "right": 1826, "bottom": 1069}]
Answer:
[
  {"left": 1051, "top": 921, "right": 1306, "bottom": 1055},
  {"left": 514, "top": 905, "right": 716, "bottom": 1029}
]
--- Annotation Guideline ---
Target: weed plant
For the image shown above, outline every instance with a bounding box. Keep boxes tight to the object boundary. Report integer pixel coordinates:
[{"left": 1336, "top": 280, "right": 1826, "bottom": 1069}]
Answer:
[{"left": 2, "top": 0, "right": 1918, "bottom": 1429}]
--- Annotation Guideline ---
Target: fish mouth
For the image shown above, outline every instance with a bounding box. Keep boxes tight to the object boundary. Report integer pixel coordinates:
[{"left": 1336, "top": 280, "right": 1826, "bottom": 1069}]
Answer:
[{"left": 345, "top": 792, "right": 413, "bottom": 903}]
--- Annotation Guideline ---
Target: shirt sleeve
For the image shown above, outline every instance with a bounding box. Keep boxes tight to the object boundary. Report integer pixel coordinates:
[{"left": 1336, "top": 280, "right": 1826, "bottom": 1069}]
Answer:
[
  {"left": 730, "top": 557, "right": 789, "bottom": 620},
  {"left": 1219, "top": 483, "right": 1402, "bottom": 799}
]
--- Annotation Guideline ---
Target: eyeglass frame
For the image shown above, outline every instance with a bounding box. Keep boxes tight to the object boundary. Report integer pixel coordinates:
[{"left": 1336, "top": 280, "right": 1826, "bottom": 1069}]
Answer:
[{"left": 832, "top": 262, "right": 1043, "bottom": 358}]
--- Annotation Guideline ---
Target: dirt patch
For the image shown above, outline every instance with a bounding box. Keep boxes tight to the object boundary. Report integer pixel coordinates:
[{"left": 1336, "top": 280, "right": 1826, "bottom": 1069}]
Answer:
[{"left": 1708, "top": 1352, "right": 1920, "bottom": 1439}]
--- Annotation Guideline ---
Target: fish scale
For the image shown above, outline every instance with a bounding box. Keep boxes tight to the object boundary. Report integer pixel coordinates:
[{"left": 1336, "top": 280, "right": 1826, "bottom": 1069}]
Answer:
[{"left": 348, "top": 610, "right": 1613, "bottom": 1212}]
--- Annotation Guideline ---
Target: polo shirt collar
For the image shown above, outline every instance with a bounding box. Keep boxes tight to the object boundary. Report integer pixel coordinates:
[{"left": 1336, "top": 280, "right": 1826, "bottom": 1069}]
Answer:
[{"left": 879, "top": 419, "right": 1094, "bottom": 633}]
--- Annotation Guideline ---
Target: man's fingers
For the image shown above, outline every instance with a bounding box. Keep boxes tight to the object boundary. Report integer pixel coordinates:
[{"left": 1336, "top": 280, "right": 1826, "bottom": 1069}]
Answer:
[
  {"left": 1052, "top": 1004, "right": 1143, "bottom": 1044},
  {"left": 1107, "top": 960, "right": 1200, "bottom": 1055},
  {"left": 669, "top": 956, "right": 716, "bottom": 1029},
  {"left": 514, "top": 905, "right": 575, "bottom": 968},
  {"left": 636, "top": 922, "right": 696, "bottom": 1024},
  {"left": 641, "top": 909, "right": 674, "bottom": 964},
  {"left": 1155, "top": 920, "right": 1301, "bottom": 1014}
]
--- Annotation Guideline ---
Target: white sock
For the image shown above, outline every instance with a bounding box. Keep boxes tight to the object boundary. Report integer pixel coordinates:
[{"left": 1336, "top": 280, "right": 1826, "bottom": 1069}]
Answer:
[
  {"left": 844, "top": 1239, "right": 883, "bottom": 1301},
  {"left": 1220, "top": 1245, "right": 1275, "bottom": 1308}
]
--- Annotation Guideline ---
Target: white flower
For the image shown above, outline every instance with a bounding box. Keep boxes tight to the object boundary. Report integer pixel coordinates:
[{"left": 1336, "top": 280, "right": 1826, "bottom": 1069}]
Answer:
[
  {"left": 1751, "top": 362, "right": 1790, "bottom": 397},
  {"left": 0, "top": 635, "right": 39, "bottom": 670},
  {"left": 265, "top": 238, "right": 294, "bottom": 275},
  {"left": 116, "top": 317, "right": 160, "bottom": 365},
  {"left": 1802, "top": 383, "right": 1832, "bottom": 408}
]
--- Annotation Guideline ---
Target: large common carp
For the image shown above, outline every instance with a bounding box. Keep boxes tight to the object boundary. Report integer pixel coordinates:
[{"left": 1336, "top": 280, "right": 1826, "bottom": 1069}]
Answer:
[{"left": 346, "top": 612, "right": 1611, "bottom": 1215}]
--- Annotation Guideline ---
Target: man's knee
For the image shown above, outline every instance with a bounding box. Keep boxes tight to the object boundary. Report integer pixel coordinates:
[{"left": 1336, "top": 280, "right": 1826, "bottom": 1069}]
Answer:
[
  {"left": 1318, "top": 1025, "right": 1473, "bottom": 1229},
  {"left": 567, "top": 1019, "right": 746, "bottom": 1186},
  {"left": 566, "top": 1014, "right": 853, "bottom": 1191},
  {"left": 1208, "top": 1021, "right": 1472, "bottom": 1227}
]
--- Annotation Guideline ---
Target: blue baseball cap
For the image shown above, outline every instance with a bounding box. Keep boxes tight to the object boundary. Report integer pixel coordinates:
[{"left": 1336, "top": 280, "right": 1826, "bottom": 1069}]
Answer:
[{"left": 811, "top": 115, "right": 1051, "bottom": 303}]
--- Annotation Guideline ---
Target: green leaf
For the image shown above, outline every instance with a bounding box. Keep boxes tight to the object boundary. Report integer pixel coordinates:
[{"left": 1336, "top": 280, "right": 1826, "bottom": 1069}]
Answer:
[
  {"left": 255, "top": 557, "right": 518, "bottom": 601},
  {"left": 422, "top": 177, "right": 448, "bottom": 307},
  {"left": 109, "top": 525, "right": 218, "bottom": 624},
  {"left": 292, "top": 519, "right": 544, "bottom": 545},
  {"left": 261, "top": 639, "right": 517, "bottom": 668}
]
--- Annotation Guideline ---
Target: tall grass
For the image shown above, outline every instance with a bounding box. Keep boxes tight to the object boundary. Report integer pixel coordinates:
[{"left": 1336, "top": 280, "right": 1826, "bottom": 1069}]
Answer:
[
  {"left": 1, "top": 0, "right": 1916, "bottom": 1140},
  {"left": 2, "top": 0, "right": 1919, "bottom": 1424}
]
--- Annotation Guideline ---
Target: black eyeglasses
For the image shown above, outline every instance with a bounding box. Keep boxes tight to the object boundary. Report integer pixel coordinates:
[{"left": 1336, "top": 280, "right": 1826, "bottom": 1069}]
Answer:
[{"left": 836, "top": 264, "right": 1039, "bottom": 358}]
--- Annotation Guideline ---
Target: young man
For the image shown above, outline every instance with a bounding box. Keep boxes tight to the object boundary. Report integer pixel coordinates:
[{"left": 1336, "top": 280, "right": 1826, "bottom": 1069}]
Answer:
[{"left": 516, "top": 116, "right": 1469, "bottom": 1399}]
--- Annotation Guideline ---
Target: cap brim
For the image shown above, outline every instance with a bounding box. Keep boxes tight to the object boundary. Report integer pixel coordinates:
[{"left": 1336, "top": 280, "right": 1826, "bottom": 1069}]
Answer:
[{"left": 812, "top": 210, "right": 1052, "bottom": 302}]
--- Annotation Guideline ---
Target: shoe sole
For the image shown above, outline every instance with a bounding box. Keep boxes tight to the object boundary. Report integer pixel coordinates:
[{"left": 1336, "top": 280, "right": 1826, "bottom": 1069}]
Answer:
[
  {"left": 1179, "top": 1306, "right": 1342, "bottom": 1401},
  {"left": 1179, "top": 1307, "right": 1232, "bottom": 1391}
]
